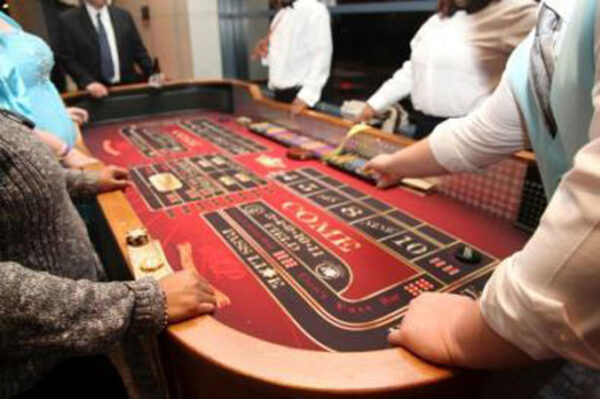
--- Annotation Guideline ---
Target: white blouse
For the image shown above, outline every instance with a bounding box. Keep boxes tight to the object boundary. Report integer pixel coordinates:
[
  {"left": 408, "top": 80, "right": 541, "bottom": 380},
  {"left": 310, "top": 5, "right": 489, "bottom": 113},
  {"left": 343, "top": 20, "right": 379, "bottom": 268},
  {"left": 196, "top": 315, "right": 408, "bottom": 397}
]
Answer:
[
  {"left": 264, "top": 0, "right": 333, "bottom": 107},
  {"left": 367, "top": 0, "right": 537, "bottom": 117}
]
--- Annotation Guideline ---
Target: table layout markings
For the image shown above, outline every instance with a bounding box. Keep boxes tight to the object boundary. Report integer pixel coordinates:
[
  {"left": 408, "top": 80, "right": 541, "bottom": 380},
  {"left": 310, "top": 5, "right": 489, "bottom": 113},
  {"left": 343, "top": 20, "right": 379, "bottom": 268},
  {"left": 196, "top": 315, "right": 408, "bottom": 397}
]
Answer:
[
  {"left": 352, "top": 215, "right": 407, "bottom": 242},
  {"left": 121, "top": 125, "right": 188, "bottom": 158},
  {"left": 206, "top": 203, "right": 433, "bottom": 329},
  {"left": 181, "top": 119, "right": 268, "bottom": 155},
  {"left": 273, "top": 172, "right": 428, "bottom": 276},
  {"left": 130, "top": 154, "right": 268, "bottom": 212},
  {"left": 130, "top": 166, "right": 170, "bottom": 210},
  {"left": 180, "top": 157, "right": 225, "bottom": 198},
  {"left": 205, "top": 210, "right": 397, "bottom": 351},
  {"left": 279, "top": 169, "right": 433, "bottom": 243},
  {"left": 329, "top": 202, "right": 376, "bottom": 225},
  {"left": 287, "top": 180, "right": 330, "bottom": 197},
  {"left": 306, "top": 190, "right": 354, "bottom": 210},
  {"left": 274, "top": 168, "right": 497, "bottom": 289},
  {"left": 361, "top": 197, "right": 393, "bottom": 212},
  {"left": 84, "top": 111, "right": 525, "bottom": 354}
]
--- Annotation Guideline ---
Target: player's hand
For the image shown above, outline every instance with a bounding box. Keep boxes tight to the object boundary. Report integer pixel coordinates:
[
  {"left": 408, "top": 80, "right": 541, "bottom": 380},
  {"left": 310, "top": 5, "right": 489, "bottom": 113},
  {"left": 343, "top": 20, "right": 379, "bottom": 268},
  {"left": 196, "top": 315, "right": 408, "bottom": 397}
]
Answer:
[
  {"left": 159, "top": 270, "right": 217, "bottom": 324},
  {"left": 148, "top": 73, "right": 166, "bottom": 88},
  {"left": 388, "top": 293, "right": 474, "bottom": 366},
  {"left": 251, "top": 37, "right": 269, "bottom": 60},
  {"left": 354, "top": 104, "right": 376, "bottom": 124},
  {"left": 97, "top": 165, "right": 131, "bottom": 193},
  {"left": 291, "top": 97, "right": 308, "bottom": 116},
  {"left": 363, "top": 153, "right": 403, "bottom": 189},
  {"left": 66, "top": 107, "right": 90, "bottom": 125},
  {"left": 61, "top": 147, "right": 100, "bottom": 169},
  {"left": 86, "top": 82, "right": 109, "bottom": 98}
]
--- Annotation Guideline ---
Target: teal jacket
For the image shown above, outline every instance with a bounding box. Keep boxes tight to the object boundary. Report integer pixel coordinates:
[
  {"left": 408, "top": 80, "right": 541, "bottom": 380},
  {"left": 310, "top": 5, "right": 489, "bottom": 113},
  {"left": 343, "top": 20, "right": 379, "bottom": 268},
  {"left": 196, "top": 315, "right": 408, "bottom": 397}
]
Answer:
[{"left": 507, "top": 0, "right": 597, "bottom": 197}]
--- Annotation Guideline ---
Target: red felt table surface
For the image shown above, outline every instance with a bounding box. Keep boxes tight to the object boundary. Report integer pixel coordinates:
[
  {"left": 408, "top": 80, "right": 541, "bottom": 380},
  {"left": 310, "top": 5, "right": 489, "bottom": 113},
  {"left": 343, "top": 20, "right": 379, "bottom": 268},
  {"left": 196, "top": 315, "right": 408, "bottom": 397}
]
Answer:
[{"left": 84, "top": 111, "right": 529, "bottom": 352}]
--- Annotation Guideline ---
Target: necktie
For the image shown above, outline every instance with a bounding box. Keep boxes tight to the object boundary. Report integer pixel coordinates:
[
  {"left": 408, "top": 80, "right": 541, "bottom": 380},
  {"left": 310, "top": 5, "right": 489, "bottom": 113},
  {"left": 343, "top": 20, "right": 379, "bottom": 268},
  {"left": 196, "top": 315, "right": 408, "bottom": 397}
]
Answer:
[
  {"left": 529, "top": 5, "right": 562, "bottom": 138},
  {"left": 97, "top": 13, "right": 115, "bottom": 83}
]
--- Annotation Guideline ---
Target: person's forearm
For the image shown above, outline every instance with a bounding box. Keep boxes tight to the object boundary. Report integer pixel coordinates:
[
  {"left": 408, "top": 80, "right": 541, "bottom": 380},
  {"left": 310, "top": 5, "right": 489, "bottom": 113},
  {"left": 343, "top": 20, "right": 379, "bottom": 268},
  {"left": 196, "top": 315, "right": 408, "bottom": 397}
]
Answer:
[
  {"left": 367, "top": 61, "right": 412, "bottom": 113},
  {"left": 391, "top": 293, "right": 534, "bottom": 369},
  {"left": 427, "top": 76, "right": 528, "bottom": 172},
  {"left": 365, "top": 139, "right": 451, "bottom": 188},
  {"left": 0, "top": 262, "right": 164, "bottom": 358},
  {"left": 35, "top": 129, "right": 69, "bottom": 158},
  {"left": 451, "top": 300, "right": 534, "bottom": 369},
  {"left": 297, "top": 12, "right": 332, "bottom": 107},
  {"left": 63, "top": 169, "right": 99, "bottom": 202},
  {"left": 390, "top": 138, "right": 451, "bottom": 178},
  {"left": 298, "top": 49, "right": 331, "bottom": 106}
]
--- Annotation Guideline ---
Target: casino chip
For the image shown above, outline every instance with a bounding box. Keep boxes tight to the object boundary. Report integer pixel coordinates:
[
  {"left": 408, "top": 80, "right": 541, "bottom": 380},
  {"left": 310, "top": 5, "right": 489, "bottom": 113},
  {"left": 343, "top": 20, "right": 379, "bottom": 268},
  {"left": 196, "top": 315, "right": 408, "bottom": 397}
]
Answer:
[
  {"left": 236, "top": 116, "right": 252, "bottom": 127},
  {"left": 286, "top": 146, "right": 318, "bottom": 161},
  {"left": 126, "top": 228, "right": 150, "bottom": 247},
  {"left": 454, "top": 244, "right": 482, "bottom": 264},
  {"left": 140, "top": 256, "right": 164, "bottom": 272}
]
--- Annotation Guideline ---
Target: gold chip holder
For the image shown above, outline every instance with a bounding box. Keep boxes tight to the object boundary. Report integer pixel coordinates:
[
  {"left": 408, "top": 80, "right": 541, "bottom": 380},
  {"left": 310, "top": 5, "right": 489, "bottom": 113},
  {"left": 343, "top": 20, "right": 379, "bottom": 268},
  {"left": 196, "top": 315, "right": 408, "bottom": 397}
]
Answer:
[{"left": 125, "top": 228, "right": 173, "bottom": 280}]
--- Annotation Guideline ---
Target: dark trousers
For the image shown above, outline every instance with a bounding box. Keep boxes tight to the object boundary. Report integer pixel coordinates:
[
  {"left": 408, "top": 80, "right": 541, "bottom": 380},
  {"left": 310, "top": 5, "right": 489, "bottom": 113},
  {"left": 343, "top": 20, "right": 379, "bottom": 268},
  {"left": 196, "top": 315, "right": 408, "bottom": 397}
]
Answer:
[
  {"left": 399, "top": 98, "right": 447, "bottom": 139},
  {"left": 15, "top": 356, "right": 127, "bottom": 399},
  {"left": 410, "top": 109, "right": 448, "bottom": 139},
  {"left": 274, "top": 87, "right": 301, "bottom": 104},
  {"left": 479, "top": 360, "right": 600, "bottom": 399}
]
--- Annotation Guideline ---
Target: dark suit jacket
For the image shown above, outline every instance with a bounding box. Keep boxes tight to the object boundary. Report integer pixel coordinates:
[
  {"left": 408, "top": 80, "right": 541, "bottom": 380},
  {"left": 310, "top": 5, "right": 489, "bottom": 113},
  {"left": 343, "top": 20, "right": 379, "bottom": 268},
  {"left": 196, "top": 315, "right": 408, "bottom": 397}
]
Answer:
[{"left": 57, "top": 5, "right": 153, "bottom": 89}]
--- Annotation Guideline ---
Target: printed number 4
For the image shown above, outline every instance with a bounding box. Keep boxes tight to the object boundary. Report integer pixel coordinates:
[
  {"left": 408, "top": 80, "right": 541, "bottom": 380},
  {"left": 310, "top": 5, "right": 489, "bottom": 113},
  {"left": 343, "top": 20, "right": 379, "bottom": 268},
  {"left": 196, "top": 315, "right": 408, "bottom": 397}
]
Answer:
[
  {"left": 341, "top": 206, "right": 363, "bottom": 218},
  {"left": 299, "top": 183, "right": 319, "bottom": 192}
]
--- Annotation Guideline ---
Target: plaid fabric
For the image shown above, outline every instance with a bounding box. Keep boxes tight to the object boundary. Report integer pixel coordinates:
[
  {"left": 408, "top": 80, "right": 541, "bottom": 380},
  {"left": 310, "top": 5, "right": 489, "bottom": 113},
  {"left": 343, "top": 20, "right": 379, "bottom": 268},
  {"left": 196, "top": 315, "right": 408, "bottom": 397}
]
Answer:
[{"left": 436, "top": 159, "right": 527, "bottom": 221}]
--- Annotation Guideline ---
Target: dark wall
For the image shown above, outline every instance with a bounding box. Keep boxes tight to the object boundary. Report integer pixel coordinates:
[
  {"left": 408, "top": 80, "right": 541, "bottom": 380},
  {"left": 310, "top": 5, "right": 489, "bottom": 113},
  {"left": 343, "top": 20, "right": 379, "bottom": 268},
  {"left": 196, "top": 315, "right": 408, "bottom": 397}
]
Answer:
[{"left": 325, "top": 11, "right": 432, "bottom": 103}]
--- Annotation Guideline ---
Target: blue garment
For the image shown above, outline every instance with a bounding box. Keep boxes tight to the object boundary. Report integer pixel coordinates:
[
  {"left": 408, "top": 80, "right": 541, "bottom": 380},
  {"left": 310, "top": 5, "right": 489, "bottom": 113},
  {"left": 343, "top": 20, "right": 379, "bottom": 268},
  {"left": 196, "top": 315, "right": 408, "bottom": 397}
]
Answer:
[
  {"left": 506, "top": 2, "right": 600, "bottom": 394},
  {"left": 0, "top": 12, "right": 77, "bottom": 145},
  {"left": 506, "top": 0, "right": 596, "bottom": 198}
]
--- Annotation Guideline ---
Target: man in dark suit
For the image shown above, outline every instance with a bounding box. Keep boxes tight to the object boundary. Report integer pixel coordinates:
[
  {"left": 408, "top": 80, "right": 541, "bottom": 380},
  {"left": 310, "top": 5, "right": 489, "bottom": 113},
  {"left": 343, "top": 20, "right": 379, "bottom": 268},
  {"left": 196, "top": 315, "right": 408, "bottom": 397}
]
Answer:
[{"left": 57, "top": 0, "right": 154, "bottom": 98}]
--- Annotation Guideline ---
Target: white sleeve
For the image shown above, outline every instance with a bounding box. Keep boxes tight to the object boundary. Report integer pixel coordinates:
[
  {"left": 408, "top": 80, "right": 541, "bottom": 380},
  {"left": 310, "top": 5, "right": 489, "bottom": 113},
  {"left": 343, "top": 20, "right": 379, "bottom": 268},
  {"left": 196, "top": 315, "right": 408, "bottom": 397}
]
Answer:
[
  {"left": 366, "top": 61, "right": 413, "bottom": 113},
  {"left": 480, "top": 6, "right": 600, "bottom": 369},
  {"left": 367, "top": 18, "right": 435, "bottom": 113},
  {"left": 480, "top": 136, "right": 600, "bottom": 367},
  {"left": 263, "top": 10, "right": 286, "bottom": 68},
  {"left": 428, "top": 74, "right": 529, "bottom": 172},
  {"left": 297, "top": 7, "right": 333, "bottom": 107}
]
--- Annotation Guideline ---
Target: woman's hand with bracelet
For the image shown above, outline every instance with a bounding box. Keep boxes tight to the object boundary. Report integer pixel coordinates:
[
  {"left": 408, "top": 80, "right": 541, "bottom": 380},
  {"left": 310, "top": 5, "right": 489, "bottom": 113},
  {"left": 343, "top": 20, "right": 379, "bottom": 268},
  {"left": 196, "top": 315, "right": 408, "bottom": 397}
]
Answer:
[
  {"left": 34, "top": 129, "right": 99, "bottom": 168},
  {"left": 61, "top": 147, "right": 100, "bottom": 169}
]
